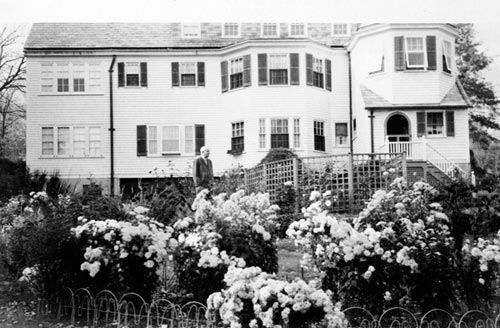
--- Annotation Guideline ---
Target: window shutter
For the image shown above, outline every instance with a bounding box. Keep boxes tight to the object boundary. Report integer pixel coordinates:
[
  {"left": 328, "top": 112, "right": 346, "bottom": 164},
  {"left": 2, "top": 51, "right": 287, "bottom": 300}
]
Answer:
[
  {"left": 243, "top": 55, "right": 251, "bottom": 87},
  {"left": 137, "top": 125, "right": 147, "bottom": 156},
  {"left": 171, "top": 62, "right": 179, "bottom": 87},
  {"left": 417, "top": 112, "right": 426, "bottom": 137},
  {"left": 118, "top": 62, "right": 125, "bottom": 87},
  {"left": 140, "top": 62, "right": 148, "bottom": 87},
  {"left": 325, "top": 59, "right": 332, "bottom": 91},
  {"left": 221, "top": 61, "right": 228, "bottom": 93},
  {"left": 306, "top": 53, "right": 313, "bottom": 86},
  {"left": 290, "top": 53, "right": 299, "bottom": 85},
  {"left": 258, "top": 53, "right": 268, "bottom": 85},
  {"left": 446, "top": 111, "right": 455, "bottom": 136},
  {"left": 197, "top": 62, "right": 205, "bottom": 86},
  {"left": 426, "top": 36, "right": 436, "bottom": 70},
  {"left": 195, "top": 124, "right": 205, "bottom": 155},
  {"left": 394, "top": 36, "right": 405, "bottom": 71}
]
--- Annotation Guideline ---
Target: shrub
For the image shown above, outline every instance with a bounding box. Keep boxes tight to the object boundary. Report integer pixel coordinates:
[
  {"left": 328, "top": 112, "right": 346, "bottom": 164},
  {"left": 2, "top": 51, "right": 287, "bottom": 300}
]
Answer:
[
  {"left": 207, "top": 266, "right": 347, "bottom": 328},
  {"left": 171, "top": 190, "right": 280, "bottom": 303},
  {"left": 288, "top": 178, "right": 459, "bottom": 313},
  {"left": 211, "top": 164, "right": 245, "bottom": 196},
  {"left": 275, "top": 182, "right": 302, "bottom": 238}
]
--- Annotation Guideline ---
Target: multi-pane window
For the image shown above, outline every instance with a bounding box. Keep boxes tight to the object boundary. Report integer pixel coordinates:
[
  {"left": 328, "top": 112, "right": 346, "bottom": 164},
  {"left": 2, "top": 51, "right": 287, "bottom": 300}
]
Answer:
[
  {"left": 314, "top": 121, "right": 325, "bottom": 151},
  {"left": 41, "top": 126, "right": 102, "bottom": 157},
  {"left": 290, "top": 23, "right": 306, "bottom": 37},
  {"left": 42, "top": 127, "right": 54, "bottom": 155},
  {"left": 125, "top": 62, "right": 140, "bottom": 86},
  {"left": 406, "top": 37, "right": 426, "bottom": 68},
  {"left": 73, "top": 127, "right": 86, "bottom": 156},
  {"left": 313, "top": 58, "right": 324, "bottom": 88},
  {"left": 56, "top": 63, "right": 69, "bottom": 92},
  {"left": 57, "top": 127, "right": 70, "bottom": 155},
  {"left": 230, "top": 57, "right": 244, "bottom": 89},
  {"left": 335, "top": 123, "right": 348, "bottom": 146},
  {"left": 426, "top": 112, "right": 444, "bottom": 135},
  {"left": 162, "top": 126, "right": 180, "bottom": 153},
  {"left": 73, "top": 63, "right": 85, "bottom": 92},
  {"left": 41, "top": 64, "right": 54, "bottom": 92},
  {"left": 89, "top": 63, "right": 102, "bottom": 92},
  {"left": 148, "top": 126, "right": 158, "bottom": 155},
  {"left": 41, "top": 62, "right": 101, "bottom": 93},
  {"left": 223, "top": 23, "right": 239, "bottom": 37},
  {"left": 185, "top": 126, "right": 194, "bottom": 154},
  {"left": 269, "top": 54, "right": 288, "bottom": 85},
  {"left": 262, "top": 23, "right": 278, "bottom": 37},
  {"left": 146, "top": 125, "right": 196, "bottom": 155},
  {"left": 332, "top": 23, "right": 349, "bottom": 35},
  {"left": 442, "top": 40, "right": 453, "bottom": 73},
  {"left": 180, "top": 62, "right": 196, "bottom": 86},
  {"left": 271, "top": 119, "right": 289, "bottom": 148},
  {"left": 182, "top": 23, "right": 201, "bottom": 37},
  {"left": 259, "top": 119, "right": 266, "bottom": 149},
  {"left": 231, "top": 121, "right": 244, "bottom": 153},
  {"left": 293, "top": 118, "right": 300, "bottom": 148},
  {"left": 88, "top": 127, "right": 101, "bottom": 156}
]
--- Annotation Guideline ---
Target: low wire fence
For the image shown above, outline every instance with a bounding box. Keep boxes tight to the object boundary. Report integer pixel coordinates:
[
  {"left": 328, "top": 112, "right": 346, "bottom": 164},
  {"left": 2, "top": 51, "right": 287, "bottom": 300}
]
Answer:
[
  {"left": 36, "top": 288, "right": 500, "bottom": 328},
  {"left": 244, "top": 153, "right": 407, "bottom": 212}
]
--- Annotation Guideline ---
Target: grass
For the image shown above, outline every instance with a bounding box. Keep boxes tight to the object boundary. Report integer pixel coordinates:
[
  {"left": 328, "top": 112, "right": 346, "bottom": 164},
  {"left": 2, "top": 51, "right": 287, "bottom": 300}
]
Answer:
[{"left": 277, "top": 238, "right": 319, "bottom": 281}]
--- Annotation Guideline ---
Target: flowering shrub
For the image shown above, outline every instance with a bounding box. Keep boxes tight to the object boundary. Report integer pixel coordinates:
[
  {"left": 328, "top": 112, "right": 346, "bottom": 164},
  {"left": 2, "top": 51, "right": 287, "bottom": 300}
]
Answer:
[
  {"left": 288, "top": 178, "right": 459, "bottom": 313},
  {"left": 71, "top": 205, "right": 175, "bottom": 299},
  {"left": 207, "top": 265, "right": 346, "bottom": 328},
  {"left": 171, "top": 190, "right": 279, "bottom": 302}
]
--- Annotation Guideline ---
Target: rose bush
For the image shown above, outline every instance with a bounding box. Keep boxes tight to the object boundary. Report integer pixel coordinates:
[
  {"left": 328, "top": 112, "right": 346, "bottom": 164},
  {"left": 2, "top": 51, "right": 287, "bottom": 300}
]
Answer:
[
  {"left": 207, "top": 265, "right": 346, "bottom": 328},
  {"left": 287, "top": 177, "right": 459, "bottom": 313},
  {"left": 171, "top": 190, "right": 280, "bottom": 302}
]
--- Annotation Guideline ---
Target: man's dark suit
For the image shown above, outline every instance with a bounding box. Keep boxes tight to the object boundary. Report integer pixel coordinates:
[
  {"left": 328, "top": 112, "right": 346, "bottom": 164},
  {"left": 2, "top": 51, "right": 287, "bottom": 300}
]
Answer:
[{"left": 192, "top": 156, "right": 214, "bottom": 190}]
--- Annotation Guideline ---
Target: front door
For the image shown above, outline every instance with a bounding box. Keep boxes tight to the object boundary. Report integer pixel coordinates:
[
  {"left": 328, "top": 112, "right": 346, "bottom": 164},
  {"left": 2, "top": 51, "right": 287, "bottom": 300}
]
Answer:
[{"left": 386, "top": 114, "right": 410, "bottom": 142}]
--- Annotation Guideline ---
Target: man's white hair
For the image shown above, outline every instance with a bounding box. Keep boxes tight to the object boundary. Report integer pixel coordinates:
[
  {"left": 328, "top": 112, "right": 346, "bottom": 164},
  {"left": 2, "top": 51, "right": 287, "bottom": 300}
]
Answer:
[{"left": 200, "top": 146, "right": 209, "bottom": 152}]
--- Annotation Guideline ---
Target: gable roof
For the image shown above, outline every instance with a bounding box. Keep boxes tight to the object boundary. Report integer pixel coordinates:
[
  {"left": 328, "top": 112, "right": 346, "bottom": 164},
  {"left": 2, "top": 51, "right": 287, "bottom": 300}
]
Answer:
[{"left": 361, "top": 80, "right": 471, "bottom": 110}]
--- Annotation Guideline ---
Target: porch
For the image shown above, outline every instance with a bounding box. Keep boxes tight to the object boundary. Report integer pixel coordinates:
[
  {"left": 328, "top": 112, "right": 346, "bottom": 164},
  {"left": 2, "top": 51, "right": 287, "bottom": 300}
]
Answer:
[{"left": 377, "top": 136, "right": 472, "bottom": 183}]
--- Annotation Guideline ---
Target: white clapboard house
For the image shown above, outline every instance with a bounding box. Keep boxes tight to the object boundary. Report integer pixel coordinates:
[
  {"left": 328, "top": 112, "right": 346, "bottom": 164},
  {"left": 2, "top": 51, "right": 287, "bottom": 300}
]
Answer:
[{"left": 24, "top": 23, "right": 470, "bottom": 194}]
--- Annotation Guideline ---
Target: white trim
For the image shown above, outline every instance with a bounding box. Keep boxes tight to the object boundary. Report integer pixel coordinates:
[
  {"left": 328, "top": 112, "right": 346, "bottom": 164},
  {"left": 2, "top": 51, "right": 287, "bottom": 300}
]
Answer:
[
  {"left": 147, "top": 124, "right": 196, "bottom": 156},
  {"left": 268, "top": 53, "right": 290, "bottom": 86},
  {"left": 39, "top": 125, "right": 103, "bottom": 158},
  {"left": 334, "top": 121, "right": 349, "bottom": 146}
]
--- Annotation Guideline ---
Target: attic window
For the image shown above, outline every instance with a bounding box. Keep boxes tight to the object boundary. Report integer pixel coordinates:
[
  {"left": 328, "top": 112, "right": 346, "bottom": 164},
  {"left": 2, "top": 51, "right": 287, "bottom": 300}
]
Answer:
[
  {"left": 262, "top": 23, "right": 278, "bottom": 37},
  {"left": 332, "top": 23, "right": 350, "bottom": 36},
  {"left": 406, "top": 37, "right": 426, "bottom": 68},
  {"left": 182, "top": 23, "right": 201, "bottom": 38},
  {"left": 223, "top": 23, "right": 240, "bottom": 37}
]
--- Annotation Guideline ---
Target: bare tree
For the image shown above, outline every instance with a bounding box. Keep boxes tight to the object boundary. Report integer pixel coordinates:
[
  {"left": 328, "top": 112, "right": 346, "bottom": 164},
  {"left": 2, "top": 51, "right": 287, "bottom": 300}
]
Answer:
[{"left": 0, "top": 25, "right": 26, "bottom": 159}]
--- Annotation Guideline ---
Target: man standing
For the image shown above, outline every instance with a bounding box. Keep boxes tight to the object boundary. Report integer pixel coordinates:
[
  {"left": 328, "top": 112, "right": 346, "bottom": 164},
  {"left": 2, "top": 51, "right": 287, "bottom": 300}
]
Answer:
[{"left": 192, "top": 146, "right": 214, "bottom": 193}]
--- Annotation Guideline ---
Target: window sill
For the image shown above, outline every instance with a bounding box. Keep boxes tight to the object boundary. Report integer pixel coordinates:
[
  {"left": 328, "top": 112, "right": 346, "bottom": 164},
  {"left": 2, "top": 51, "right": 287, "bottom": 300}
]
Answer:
[
  {"left": 38, "top": 92, "right": 105, "bottom": 96},
  {"left": 368, "top": 70, "right": 386, "bottom": 77},
  {"left": 419, "top": 135, "right": 452, "bottom": 139},
  {"left": 334, "top": 144, "right": 350, "bottom": 148},
  {"left": 173, "top": 85, "right": 205, "bottom": 88},
  {"left": 118, "top": 86, "right": 147, "bottom": 89},
  {"left": 313, "top": 150, "right": 326, "bottom": 153},
  {"left": 227, "top": 150, "right": 245, "bottom": 156}
]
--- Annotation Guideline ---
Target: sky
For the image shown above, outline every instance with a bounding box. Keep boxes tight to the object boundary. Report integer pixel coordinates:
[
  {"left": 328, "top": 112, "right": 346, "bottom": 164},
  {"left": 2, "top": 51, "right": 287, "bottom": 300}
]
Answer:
[{"left": 2, "top": 0, "right": 500, "bottom": 95}]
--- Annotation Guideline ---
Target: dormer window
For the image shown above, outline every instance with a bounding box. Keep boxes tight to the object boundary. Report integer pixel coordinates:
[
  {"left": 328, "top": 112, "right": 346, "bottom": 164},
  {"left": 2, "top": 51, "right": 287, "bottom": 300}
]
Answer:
[
  {"left": 182, "top": 23, "right": 201, "bottom": 38},
  {"left": 262, "top": 23, "right": 278, "bottom": 37},
  {"left": 289, "top": 23, "right": 306, "bottom": 37},
  {"left": 332, "top": 23, "right": 350, "bottom": 36},
  {"left": 223, "top": 23, "right": 240, "bottom": 37}
]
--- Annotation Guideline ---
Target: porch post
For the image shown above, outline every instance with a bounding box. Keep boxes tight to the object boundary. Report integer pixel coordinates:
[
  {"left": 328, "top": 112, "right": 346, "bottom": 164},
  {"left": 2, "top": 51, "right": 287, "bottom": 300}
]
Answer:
[{"left": 422, "top": 135, "right": 427, "bottom": 161}]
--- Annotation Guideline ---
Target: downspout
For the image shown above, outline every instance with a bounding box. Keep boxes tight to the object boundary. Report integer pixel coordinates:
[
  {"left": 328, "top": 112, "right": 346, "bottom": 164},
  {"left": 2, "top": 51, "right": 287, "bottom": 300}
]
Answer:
[
  {"left": 348, "top": 51, "right": 353, "bottom": 154},
  {"left": 369, "top": 110, "right": 375, "bottom": 153},
  {"left": 108, "top": 55, "right": 117, "bottom": 196}
]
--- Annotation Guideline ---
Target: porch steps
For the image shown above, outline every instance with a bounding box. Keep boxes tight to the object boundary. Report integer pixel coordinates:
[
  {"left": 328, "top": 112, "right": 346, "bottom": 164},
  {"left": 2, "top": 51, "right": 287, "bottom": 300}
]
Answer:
[{"left": 407, "top": 160, "right": 452, "bottom": 186}]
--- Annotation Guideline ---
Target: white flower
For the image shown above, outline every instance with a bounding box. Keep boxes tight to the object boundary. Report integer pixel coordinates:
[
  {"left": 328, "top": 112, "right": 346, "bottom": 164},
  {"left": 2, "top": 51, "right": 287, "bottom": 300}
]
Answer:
[
  {"left": 144, "top": 260, "right": 155, "bottom": 268},
  {"left": 478, "top": 278, "right": 485, "bottom": 285}
]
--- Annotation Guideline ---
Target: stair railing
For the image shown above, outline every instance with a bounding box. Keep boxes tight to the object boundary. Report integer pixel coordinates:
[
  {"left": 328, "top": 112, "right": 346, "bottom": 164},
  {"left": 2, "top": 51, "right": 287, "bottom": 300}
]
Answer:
[{"left": 425, "top": 142, "right": 469, "bottom": 182}]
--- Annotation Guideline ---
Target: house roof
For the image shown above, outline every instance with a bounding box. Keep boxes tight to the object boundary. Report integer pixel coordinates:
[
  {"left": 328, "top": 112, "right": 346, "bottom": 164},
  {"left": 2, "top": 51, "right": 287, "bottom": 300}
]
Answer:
[
  {"left": 361, "top": 80, "right": 471, "bottom": 110},
  {"left": 24, "top": 23, "right": 354, "bottom": 51},
  {"left": 24, "top": 23, "right": 234, "bottom": 50}
]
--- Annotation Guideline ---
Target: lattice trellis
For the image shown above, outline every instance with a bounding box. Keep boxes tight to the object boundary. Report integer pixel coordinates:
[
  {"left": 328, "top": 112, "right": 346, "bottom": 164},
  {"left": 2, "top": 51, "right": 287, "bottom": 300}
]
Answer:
[{"left": 244, "top": 153, "right": 407, "bottom": 213}]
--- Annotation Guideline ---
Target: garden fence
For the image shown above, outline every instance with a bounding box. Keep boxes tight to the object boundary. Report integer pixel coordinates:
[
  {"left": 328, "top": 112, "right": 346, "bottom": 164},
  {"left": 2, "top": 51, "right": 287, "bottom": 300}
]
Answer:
[
  {"left": 36, "top": 288, "right": 500, "bottom": 328},
  {"left": 244, "top": 153, "right": 407, "bottom": 212}
]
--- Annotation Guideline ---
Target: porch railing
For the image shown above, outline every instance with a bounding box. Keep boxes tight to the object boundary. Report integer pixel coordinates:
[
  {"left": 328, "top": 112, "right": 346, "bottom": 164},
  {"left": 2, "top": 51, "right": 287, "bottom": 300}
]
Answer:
[{"left": 379, "top": 137, "right": 470, "bottom": 182}]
